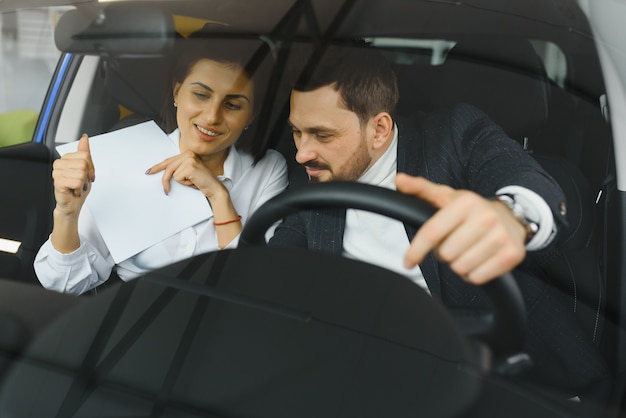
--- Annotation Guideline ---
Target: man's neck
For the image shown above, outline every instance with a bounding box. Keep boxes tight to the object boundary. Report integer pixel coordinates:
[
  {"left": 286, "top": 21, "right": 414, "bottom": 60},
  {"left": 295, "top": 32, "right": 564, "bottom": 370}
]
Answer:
[{"left": 358, "top": 124, "right": 398, "bottom": 185}]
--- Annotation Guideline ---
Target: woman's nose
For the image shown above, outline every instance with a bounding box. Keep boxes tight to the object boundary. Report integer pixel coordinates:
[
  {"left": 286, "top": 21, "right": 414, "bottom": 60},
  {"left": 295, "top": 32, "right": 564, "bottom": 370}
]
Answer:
[{"left": 203, "top": 102, "right": 222, "bottom": 124}]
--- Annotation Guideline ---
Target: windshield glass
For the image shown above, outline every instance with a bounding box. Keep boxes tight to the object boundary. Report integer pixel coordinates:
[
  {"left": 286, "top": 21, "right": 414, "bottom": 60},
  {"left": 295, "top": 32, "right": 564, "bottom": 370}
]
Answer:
[
  {"left": 0, "top": 6, "right": 69, "bottom": 147},
  {"left": 0, "top": 1, "right": 623, "bottom": 417}
]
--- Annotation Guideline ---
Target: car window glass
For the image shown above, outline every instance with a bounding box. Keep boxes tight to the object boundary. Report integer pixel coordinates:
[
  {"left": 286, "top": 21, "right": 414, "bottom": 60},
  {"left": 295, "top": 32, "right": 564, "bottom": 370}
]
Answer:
[
  {"left": 0, "top": 6, "right": 69, "bottom": 147},
  {"left": 369, "top": 37, "right": 567, "bottom": 83},
  {"left": 531, "top": 40, "right": 567, "bottom": 87}
]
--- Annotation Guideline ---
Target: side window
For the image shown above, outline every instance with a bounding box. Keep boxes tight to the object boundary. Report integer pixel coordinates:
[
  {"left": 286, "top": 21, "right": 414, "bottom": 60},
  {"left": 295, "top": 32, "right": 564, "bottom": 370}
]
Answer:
[
  {"left": 530, "top": 40, "right": 567, "bottom": 87},
  {"left": 0, "top": 7, "right": 69, "bottom": 148}
]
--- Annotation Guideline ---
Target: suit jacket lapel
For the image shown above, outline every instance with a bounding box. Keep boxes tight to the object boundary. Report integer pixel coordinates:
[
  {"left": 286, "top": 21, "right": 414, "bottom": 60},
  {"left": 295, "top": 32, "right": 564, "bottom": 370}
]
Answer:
[{"left": 396, "top": 117, "right": 442, "bottom": 299}]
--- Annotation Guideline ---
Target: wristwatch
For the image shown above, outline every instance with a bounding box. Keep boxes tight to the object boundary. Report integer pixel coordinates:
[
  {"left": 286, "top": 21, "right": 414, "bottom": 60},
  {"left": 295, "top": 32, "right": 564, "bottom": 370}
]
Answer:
[{"left": 494, "top": 193, "right": 540, "bottom": 244}]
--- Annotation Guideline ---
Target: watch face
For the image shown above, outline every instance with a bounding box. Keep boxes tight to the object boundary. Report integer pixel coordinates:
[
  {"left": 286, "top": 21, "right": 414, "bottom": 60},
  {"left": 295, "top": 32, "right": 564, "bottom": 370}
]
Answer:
[{"left": 495, "top": 194, "right": 538, "bottom": 243}]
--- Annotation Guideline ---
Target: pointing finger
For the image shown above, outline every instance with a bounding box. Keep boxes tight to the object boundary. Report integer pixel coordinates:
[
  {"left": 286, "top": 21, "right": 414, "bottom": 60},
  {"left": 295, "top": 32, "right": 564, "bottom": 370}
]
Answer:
[{"left": 395, "top": 173, "right": 454, "bottom": 209}]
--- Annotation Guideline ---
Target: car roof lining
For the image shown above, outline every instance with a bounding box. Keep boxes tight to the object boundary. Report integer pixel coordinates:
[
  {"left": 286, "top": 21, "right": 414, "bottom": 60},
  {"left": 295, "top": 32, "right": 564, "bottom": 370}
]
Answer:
[{"left": 50, "top": 0, "right": 603, "bottom": 98}]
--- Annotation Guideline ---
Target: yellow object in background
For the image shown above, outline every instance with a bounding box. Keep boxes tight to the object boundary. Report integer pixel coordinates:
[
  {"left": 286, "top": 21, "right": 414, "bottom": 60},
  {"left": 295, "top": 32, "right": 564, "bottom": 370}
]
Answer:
[{"left": 0, "top": 110, "right": 38, "bottom": 147}]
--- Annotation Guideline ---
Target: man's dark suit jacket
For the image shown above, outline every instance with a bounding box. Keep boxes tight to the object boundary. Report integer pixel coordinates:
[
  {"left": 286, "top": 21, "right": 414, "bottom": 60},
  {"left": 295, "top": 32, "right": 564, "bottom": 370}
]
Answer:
[{"left": 269, "top": 103, "right": 609, "bottom": 399}]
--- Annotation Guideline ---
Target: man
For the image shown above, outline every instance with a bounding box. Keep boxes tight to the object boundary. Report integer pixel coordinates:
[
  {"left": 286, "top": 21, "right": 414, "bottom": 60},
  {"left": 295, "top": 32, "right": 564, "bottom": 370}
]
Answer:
[{"left": 269, "top": 44, "right": 608, "bottom": 400}]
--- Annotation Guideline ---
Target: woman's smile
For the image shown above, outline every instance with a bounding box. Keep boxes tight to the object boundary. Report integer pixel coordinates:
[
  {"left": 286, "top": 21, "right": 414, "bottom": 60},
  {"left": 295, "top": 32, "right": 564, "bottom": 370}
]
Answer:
[{"left": 195, "top": 124, "right": 221, "bottom": 140}]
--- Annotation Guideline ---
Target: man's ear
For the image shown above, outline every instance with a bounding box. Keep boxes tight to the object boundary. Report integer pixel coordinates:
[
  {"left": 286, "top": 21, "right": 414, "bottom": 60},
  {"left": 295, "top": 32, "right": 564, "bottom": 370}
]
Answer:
[{"left": 371, "top": 112, "right": 394, "bottom": 150}]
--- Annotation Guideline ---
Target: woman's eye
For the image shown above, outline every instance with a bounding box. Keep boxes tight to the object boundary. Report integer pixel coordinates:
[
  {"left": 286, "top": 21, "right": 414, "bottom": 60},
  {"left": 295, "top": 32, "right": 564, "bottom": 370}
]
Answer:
[
  {"left": 225, "top": 102, "right": 242, "bottom": 110},
  {"left": 193, "top": 92, "right": 209, "bottom": 100}
]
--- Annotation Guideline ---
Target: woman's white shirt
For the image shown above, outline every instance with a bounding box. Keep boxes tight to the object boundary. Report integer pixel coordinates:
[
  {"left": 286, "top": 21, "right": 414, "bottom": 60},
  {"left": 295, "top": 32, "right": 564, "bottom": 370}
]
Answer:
[{"left": 34, "top": 129, "right": 288, "bottom": 295}]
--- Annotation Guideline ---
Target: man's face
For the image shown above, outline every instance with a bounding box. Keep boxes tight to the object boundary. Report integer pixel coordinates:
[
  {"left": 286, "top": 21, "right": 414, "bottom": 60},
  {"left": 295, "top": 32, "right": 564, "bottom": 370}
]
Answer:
[{"left": 289, "top": 85, "right": 374, "bottom": 183}]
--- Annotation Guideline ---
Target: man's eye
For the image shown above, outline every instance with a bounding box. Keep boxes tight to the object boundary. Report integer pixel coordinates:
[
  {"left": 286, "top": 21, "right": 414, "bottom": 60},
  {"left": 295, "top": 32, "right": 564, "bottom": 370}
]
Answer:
[
  {"left": 315, "top": 133, "right": 330, "bottom": 140},
  {"left": 292, "top": 130, "right": 301, "bottom": 137}
]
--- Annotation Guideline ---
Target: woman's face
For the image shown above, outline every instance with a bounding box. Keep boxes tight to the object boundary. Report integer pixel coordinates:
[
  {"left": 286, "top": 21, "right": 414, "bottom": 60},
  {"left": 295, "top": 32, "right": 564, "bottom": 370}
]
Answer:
[{"left": 173, "top": 58, "right": 254, "bottom": 159}]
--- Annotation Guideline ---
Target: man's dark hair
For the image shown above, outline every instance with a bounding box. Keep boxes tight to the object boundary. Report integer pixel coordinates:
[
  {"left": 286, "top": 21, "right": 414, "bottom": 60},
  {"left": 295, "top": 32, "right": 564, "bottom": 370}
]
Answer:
[{"left": 294, "top": 42, "right": 399, "bottom": 124}]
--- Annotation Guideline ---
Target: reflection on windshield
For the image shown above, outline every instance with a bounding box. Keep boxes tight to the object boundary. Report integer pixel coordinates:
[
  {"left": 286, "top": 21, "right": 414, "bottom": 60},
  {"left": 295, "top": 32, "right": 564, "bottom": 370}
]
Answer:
[{"left": 0, "top": 7, "right": 66, "bottom": 146}]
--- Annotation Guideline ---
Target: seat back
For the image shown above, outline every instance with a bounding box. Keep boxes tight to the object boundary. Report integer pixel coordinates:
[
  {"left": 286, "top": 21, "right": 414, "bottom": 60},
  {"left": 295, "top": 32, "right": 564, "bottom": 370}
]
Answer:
[
  {"left": 102, "top": 55, "right": 172, "bottom": 131},
  {"left": 431, "top": 37, "right": 550, "bottom": 143},
  {"left": 0, "top": 142, "right": 55, "bottom": 284},
  {"left": 407, "top": 37, "right": 604, "bottom": 344}
]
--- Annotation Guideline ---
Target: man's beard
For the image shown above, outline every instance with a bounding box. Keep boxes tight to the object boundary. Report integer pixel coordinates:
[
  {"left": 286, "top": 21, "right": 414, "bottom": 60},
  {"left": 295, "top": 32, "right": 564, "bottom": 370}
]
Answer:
[{"left": 306, "top": 134, "right": 371, "bottom": 183}]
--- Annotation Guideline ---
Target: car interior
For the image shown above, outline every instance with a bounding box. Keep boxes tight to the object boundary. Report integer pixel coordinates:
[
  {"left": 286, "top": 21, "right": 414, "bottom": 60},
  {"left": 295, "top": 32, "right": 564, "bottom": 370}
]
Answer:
[{"left": 0, "top": 0, "right": 623, "bottom": 416}]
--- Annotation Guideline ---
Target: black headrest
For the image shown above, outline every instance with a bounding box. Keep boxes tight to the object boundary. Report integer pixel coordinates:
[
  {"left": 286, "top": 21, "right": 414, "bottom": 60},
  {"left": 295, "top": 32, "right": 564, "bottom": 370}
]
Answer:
[
  {"left": 433, "top": 37, "right": 549, "bottom": 141},
  {"left": 104, "top": 56, "right": 171, "bottom": 122}
]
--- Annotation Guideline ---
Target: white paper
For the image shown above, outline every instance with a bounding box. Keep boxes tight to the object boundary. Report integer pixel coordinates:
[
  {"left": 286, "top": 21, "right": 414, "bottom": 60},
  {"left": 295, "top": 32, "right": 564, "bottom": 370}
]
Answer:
[{"left": 56, "top": 121, "right": 211, "bottom": 263}]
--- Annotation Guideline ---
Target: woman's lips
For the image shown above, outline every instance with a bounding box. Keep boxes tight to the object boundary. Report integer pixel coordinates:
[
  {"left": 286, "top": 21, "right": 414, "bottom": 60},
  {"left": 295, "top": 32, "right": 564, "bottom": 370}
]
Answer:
[{"left": 195, "top": 124, "right": 221, "bottom": 140}]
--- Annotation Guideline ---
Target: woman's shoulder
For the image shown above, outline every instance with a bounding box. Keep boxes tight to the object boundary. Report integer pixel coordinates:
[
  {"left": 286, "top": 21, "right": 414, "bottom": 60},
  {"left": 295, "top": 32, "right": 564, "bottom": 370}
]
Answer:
[
  {"left": 249, "top": 148, "right": 287, "bottom": 171},
  {"left": 261, "top": 148, "right": 287, "bottom": 165},
  {"left": 234, "top": 147, "right": 287, "bottom": 179}
]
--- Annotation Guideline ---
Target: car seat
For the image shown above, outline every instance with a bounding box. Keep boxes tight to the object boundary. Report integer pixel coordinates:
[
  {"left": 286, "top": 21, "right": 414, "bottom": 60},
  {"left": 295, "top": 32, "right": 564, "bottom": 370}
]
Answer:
[
  {"left": 0, "top": 142, "right": 55, "bottom": 285},
  {"left": 423, "top": 37, "right": 605, "bottom": 346},
  {"left": 430, "top": 37, "right": 550, "bottom": 144},
  {"left": 101, "top": 55, "right": 172, "bottom": 132}
]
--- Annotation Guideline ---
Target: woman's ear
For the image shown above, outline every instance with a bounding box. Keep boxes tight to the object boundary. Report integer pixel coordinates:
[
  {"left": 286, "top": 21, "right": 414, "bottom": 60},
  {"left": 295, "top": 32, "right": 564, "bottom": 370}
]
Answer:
[
  {"left": 371, "top": 112, "right": 394, "bottom": 150},
  {"left": 172, "top": 82, "right": 181, "bottom": 106},
  {"left": 246, "top": 113, "right": 256, "bottom": 129}
]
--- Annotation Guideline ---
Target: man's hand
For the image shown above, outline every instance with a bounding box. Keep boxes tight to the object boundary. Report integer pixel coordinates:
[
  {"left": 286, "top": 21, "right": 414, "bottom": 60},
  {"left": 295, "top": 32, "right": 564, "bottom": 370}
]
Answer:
[{"left": 395, "top": 172, "right": 527, "bottom": 285}]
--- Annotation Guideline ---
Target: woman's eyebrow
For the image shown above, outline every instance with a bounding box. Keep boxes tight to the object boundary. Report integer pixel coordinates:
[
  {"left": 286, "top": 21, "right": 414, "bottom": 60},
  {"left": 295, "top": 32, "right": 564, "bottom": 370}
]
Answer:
[{"left": 190, "top": 81, "right": 250, "bottom": 102}]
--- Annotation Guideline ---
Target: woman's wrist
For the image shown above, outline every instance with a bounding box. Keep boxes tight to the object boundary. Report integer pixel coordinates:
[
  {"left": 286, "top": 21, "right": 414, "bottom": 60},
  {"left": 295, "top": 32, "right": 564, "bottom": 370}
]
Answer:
[
  {"left": 214, "top": 215, "right": 242, "bottom": 226},
  {"left": 204, "top": 183, "right": 229, "bottom": 202}
]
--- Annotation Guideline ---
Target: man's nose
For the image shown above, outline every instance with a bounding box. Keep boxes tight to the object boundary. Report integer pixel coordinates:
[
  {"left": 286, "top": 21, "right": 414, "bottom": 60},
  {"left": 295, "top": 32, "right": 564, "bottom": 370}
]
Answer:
[{"left": 295, "top": 137, "right": 316, "bottom": 165}]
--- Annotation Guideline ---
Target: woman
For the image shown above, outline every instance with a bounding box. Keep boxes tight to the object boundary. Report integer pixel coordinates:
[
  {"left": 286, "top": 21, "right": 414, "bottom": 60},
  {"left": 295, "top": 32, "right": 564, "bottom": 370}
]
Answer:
[{"left": 34, "top": 36, "right": 288, "bottom": 295}]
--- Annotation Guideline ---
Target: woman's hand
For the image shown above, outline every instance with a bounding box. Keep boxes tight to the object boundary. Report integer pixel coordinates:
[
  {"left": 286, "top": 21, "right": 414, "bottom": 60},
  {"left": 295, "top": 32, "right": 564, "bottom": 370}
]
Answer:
[
  {"left": 50, "top": 134, "right": 95, "bottom": 253},
  {"left": 52, "top": 134, "right": 95, "bottom": 217},
  {"left": 146, "top": 150, "right": 242, "bottom": 248},
  {"left": 146, "top": 150, "right": 225, "bottom": 198}
]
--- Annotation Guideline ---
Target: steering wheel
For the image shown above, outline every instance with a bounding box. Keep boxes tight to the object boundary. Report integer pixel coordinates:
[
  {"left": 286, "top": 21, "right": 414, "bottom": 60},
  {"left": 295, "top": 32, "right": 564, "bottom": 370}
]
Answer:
[{"left": 241, "top": 181, "right": 527, "bottom": 356}]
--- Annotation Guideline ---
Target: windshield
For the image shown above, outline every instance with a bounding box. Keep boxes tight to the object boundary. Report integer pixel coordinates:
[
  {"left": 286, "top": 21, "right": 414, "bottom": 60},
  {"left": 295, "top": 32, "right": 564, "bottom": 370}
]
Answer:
[{"left": 0, "top": 1, "right": 624, "bottom": 417}]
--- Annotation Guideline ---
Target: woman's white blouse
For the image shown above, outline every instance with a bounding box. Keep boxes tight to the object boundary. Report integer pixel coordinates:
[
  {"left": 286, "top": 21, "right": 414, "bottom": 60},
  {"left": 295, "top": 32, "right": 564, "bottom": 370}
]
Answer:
[{"left": 34, "top": 130, "right": 288, "bottom": 295}]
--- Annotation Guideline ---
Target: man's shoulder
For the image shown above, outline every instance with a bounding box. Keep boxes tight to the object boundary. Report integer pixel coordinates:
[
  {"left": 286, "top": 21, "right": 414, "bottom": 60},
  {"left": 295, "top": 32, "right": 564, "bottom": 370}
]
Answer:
[
  {"left": 397, "top": 103, "right": 500, "bottom": 145},
  {"left": 399, "top": 103, "right": 488, "bottom": 126}
]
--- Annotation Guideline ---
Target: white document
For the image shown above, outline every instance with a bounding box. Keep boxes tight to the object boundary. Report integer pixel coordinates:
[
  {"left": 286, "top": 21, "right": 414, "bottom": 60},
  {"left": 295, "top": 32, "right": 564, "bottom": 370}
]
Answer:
[{"left": 56, "top": 121, "right": 211, "bottom": 263}]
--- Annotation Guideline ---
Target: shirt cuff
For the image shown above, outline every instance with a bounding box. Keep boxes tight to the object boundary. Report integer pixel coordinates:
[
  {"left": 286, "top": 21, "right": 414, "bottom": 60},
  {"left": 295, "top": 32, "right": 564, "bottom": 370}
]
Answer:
[
  {"left": 495, "top": 185, "right": 557, "bottom": 251},
  {"left": 45, "top": 237, "right": 90, "bottom": 266}
]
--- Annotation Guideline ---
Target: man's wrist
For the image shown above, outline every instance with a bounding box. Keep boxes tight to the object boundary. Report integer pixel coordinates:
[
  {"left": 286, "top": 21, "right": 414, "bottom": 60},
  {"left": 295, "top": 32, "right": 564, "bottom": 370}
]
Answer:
[{"left": 494, "top": 193, "right": 540, "bottom": 244}]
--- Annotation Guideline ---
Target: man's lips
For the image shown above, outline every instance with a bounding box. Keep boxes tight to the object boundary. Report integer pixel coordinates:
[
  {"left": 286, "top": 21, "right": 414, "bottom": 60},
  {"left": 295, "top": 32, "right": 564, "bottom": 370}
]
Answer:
[{"left": 304, "top": 164, "right": 329, "bottom": 176}]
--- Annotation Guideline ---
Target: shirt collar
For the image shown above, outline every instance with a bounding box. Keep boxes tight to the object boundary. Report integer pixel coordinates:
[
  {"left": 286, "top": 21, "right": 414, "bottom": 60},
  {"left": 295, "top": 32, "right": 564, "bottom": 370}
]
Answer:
[{"left": 358, "top": 124, "right": 399, "bottom": 188}]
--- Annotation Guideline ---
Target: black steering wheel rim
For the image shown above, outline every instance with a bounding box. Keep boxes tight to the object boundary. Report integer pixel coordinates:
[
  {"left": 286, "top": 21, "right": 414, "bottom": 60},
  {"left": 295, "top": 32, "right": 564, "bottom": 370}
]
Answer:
[{"left": 240, "top": 182, "right": 526, "bottom": 355}]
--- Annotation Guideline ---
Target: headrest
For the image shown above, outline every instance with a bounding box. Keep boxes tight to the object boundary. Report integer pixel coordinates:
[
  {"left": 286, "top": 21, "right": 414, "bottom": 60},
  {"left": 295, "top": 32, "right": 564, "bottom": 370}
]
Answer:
[
  {"left": 433, "top": 37, "right": 549, "bottom": 141},
  {"left": 104, "top": 56, "right": 171, "bottom": 122}
]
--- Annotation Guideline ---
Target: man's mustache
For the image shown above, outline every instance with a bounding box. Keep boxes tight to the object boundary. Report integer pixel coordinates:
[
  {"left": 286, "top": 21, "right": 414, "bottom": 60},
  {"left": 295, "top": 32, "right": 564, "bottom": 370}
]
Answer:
[{"left": 303, "top": 162, "right": 330, "bottom": 170}]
